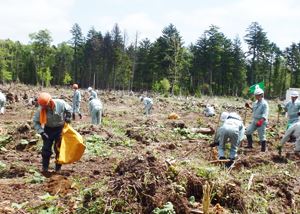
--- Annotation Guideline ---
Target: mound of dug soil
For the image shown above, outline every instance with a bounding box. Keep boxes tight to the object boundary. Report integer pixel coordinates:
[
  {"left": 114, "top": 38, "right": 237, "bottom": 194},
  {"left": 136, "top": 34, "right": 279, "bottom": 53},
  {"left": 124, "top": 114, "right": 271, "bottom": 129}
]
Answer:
[
  {"left": 109, "top": 153, "right": 190, "bottom": 213},
  {"left": 44, "top": 175, "right": 73, "bottom": 195}
]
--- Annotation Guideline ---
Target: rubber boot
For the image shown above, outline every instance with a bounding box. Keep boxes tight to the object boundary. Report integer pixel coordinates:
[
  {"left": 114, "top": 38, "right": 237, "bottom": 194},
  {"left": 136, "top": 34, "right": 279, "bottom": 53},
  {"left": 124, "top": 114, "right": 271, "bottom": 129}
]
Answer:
[
  {"left": 72, "top": 113, "right": 76, "bottom": 120},
  {"left": 245, "top": 135, "right": 253, "bottom": 148},
  {"left": 225, "top": 158, "right": 235, "bottom": 168},
  {"left": 42, "top": 157, "right": 50, "bottom": 172},
  {"left": 261, "top": 141, "right": 266, "bottom": 152},
  {"left": 209, "top": 141, "right": 219, "bottom": 147}
]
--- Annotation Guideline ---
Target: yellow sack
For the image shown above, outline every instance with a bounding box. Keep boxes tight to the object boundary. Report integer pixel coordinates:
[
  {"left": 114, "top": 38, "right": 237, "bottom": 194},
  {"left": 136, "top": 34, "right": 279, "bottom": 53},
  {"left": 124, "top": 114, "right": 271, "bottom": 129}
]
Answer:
[
  {"left": 168, "top": 112, "right": 180, "bottom": 120},
  {"left": 57, "top": 123, "right": 85, "bottom": 164}
]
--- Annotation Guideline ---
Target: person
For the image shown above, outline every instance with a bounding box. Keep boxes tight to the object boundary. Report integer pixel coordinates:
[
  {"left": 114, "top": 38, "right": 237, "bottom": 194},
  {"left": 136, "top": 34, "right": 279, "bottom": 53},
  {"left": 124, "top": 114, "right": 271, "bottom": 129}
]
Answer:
[
  {"left": 140, "top": 96, "right": 153, "bottom": 115},
  {"left": 72, "top": 84, "right": 82, "bottom": 120},
  {"left": 88, "top": 96, "right": 103, "bottom": 125},
  {"left": 33, "top": 92, "right": 72, "bottom": 172},
  {"left": 283, "top": 91, "right": 300, "bottom": 129},
  {"left": 215, "top": 112, "right": 245, "bottom": 167},
  {"left": 245, "top": 86, "right": 269, "bottom": 152},
  {"left": 88, "top": 86, "right": 97, "bottom": 99},
  {"left": 280, "top": 121, "right": 300, "bottom": 152},
  {"left": 204, "top": 104, "right": 215, "bottom": 117},
  {"left": 0, "top": 91, "right": 6, "bottom": 114}
]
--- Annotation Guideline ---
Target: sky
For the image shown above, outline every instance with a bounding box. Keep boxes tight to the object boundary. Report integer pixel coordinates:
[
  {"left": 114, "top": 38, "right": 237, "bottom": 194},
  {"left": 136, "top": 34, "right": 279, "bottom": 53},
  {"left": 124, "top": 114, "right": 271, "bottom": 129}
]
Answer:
[{"left": 1, "top": 0, "right": 300, "bottom": 50}]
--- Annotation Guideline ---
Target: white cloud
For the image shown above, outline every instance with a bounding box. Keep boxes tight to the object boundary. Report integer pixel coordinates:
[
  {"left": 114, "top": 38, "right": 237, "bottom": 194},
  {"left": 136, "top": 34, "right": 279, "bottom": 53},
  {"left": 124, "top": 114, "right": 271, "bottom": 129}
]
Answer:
[
  {"left": 119, "top": 13, "right": 160, "bottom": 43},
  {"left": 0, "top": 0, "right": 74, "bottom": 44},
  {"left": 1, "top": 0, "right": 300, "bottom": 49}
]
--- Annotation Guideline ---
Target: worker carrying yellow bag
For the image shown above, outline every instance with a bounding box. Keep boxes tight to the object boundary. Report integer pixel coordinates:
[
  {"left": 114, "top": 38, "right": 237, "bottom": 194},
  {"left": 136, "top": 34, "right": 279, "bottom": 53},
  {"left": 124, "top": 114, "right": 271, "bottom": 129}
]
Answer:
[{"left": 57, "top": 123, "right": 85, "bottom": 164}]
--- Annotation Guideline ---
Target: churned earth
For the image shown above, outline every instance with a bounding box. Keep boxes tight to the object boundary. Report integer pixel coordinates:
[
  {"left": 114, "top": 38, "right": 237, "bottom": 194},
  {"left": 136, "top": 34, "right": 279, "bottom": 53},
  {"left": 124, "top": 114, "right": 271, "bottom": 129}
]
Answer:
[{"left": 0, "top": 84, "right": 299, "bottom": 213}]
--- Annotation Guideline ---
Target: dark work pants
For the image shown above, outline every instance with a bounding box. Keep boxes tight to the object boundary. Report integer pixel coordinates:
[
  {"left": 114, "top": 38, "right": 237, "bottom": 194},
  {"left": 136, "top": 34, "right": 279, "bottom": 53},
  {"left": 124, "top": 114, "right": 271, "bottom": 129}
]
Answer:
[{"left": 42, "top": 126, "right": 63, "bottom": 170}]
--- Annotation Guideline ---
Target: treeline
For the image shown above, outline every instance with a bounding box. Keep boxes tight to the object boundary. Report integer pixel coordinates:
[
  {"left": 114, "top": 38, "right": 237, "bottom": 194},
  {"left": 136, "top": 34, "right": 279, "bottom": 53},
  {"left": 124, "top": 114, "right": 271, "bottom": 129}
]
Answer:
[{"left": 1, "top": 21, "right": 300, "bottom": 97}]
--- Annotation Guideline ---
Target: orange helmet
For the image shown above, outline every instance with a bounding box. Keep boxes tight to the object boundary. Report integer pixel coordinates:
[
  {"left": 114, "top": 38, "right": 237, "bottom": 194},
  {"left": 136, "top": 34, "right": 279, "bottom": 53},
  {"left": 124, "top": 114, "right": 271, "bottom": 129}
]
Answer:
[
  {"left": 73, "top": 84, "right": 78, "bottom": 89},
  {"left": 37, "top": 92, "right": 52, "bottom": 107}
]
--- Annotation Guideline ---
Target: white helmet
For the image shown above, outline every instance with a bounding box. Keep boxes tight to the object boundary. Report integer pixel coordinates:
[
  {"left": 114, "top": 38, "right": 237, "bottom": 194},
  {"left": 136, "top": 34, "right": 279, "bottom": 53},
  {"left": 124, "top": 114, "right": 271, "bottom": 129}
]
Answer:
[
  {"left": 220, "top": 112, "right": 229, "bottom": 122},
  {"left": 291, "top": 91, "right": 299, "bottom": 97},
  {"left": 254, "top": 87, "right": 264, "bottom": 95},
  {"left": 88, "top": 87, "right": 92, "bottom": 91}
]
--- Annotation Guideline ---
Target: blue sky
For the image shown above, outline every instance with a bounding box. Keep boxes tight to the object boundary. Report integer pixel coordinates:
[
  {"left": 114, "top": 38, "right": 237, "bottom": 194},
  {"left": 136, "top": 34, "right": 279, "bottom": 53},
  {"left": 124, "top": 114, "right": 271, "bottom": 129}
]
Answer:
[{"left": 1, "top": 0, "right": 300, "bottom": 50}]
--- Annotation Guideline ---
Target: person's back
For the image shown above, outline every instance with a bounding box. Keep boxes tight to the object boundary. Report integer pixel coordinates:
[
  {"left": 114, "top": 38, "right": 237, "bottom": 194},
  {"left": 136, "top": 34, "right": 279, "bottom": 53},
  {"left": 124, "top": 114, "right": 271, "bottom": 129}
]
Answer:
[
  {"left": 89, "top": 98, "right": 103, "bottom": 125},
  {"left": 89, "top": 98, "right": 102, "bottom": 111},
  {"left": 281, "top": 122, "right": 300, "bottom": 152},
  {"left": 143, "top": 97, "right": 153, "bottom": 105},
  {"left": 0, "top": 92, "right": 6, "bottom": 114},
  {"left": 204, "top": 105, "right": 215, "bottom": 117},
  {"left": 142, "top": 97, "right": 153, "bottom": 115},
  {"left": 216, "top": 112, "right": 244, "bottom": 165},
  {"left": 284, "top": 92, "right": 300, "bottom": 127}
]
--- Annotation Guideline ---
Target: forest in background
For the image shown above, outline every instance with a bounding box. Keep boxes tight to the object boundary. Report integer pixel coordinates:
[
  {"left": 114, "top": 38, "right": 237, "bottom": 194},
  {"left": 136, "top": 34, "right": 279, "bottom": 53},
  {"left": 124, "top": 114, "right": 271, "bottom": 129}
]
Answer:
[{"left": 1, "top": 21, "right": 300, "bottom": 97}]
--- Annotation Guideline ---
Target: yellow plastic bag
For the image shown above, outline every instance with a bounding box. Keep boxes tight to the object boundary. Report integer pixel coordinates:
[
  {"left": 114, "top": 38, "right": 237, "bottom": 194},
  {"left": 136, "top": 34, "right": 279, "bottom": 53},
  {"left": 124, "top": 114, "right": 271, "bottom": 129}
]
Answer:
[{"left": 57, "top": 123, "right": 85, "bottom": 164}]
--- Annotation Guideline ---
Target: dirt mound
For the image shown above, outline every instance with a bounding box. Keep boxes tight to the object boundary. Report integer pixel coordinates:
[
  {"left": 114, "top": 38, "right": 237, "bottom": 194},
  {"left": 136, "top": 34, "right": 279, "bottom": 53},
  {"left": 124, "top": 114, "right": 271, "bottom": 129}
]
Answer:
[
  {"left": 44, "top": 175, "right": 72, "bottom": 195},
  {"left": 265, "top": 175, "right": 296, "bottom": 210},
  {"left": 0, "top": 165, "right": 26, "bottom": 178},
  {"left": 186, "top": 174, "right": 205, "bottom": 199},
  {"left": 125, "top": 127, "right": 160, "bottom": 145},
  {"left": 234, "top": 154, "right": 272, "bottom": 169},
  {"left": 107, "top": 153, "right": 191, "bottom": 213},
  {"left": 17, "top": 123, "right": 31, "bottom": 133},
  {"left": 213, "top": 181, "right": 246, "bottom": 212}
]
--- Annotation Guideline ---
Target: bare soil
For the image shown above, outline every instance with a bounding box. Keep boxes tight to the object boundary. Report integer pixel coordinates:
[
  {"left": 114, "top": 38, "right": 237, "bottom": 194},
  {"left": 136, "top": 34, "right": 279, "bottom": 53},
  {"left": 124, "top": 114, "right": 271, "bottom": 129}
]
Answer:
[{"left": 0, "top": 84, "right": 299, "bottom": 213}]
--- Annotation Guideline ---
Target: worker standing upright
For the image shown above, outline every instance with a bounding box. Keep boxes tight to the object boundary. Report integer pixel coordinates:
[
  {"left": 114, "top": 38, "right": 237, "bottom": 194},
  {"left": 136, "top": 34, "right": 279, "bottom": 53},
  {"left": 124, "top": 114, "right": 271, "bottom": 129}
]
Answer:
[
  {"left": 245, "top": 87, "right": 269, "bottom": 152},
  {"left": 72, "top": 84, "right": 82, "bottom": 120}
]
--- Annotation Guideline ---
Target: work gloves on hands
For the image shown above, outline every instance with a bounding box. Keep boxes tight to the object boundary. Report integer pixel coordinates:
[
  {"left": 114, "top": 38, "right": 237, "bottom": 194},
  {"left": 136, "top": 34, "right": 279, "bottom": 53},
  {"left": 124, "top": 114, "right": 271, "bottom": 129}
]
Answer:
[
  {"left": 41, "top": 132, "right": 49, "bottom": 141},
  {"left": 65, "top": 112, "right": 72, "bottom": 123},
  {"left": 256, "top": 118, "right": 264, "bottom": 127}
]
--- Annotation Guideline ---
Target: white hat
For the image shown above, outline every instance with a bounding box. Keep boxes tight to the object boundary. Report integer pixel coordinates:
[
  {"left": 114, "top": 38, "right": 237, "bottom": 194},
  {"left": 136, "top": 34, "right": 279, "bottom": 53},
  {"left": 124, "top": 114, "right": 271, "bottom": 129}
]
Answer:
[
  {"left": 254, "top": 87, "right": 264, "bottom": 95},
  {"left": 228, "top": 112, "right": 242, "bottom": 121},
  {"left": 220, "top": 112, "right": 229, "bottom": 122},
  {"left": 88, "top": 87, "right": 92, "bottom": 91},
  {"left": 291, "top": 91, "right": 299, "bottom": 97}
]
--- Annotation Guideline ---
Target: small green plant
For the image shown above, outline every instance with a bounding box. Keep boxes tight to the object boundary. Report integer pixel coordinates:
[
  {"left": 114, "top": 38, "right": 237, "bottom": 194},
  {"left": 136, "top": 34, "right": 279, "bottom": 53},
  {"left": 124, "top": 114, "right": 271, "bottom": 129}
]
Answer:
[
  {"left": 0, "top": 161, "right": 6, "bottom": 170},
  {"left": 27, "top": 169, "right": 45, "bottom": 184},
  {"left": 152, "top": 202, "right": 176, "bottom": 214},
  {"left": 196, "top": 166, "right": 219, "bottom": 180},
  {"left": 85, "top": 135, "right": 112, "bottom": 157},
  {"left": 11, "top": 202, "right": 28, "bottom": 210},
  {"left": 276, "top": 144, "right": 283, "bottom": 156},
  {"left": 173, "top": 128, "right": 210, "bottom": 140}
]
